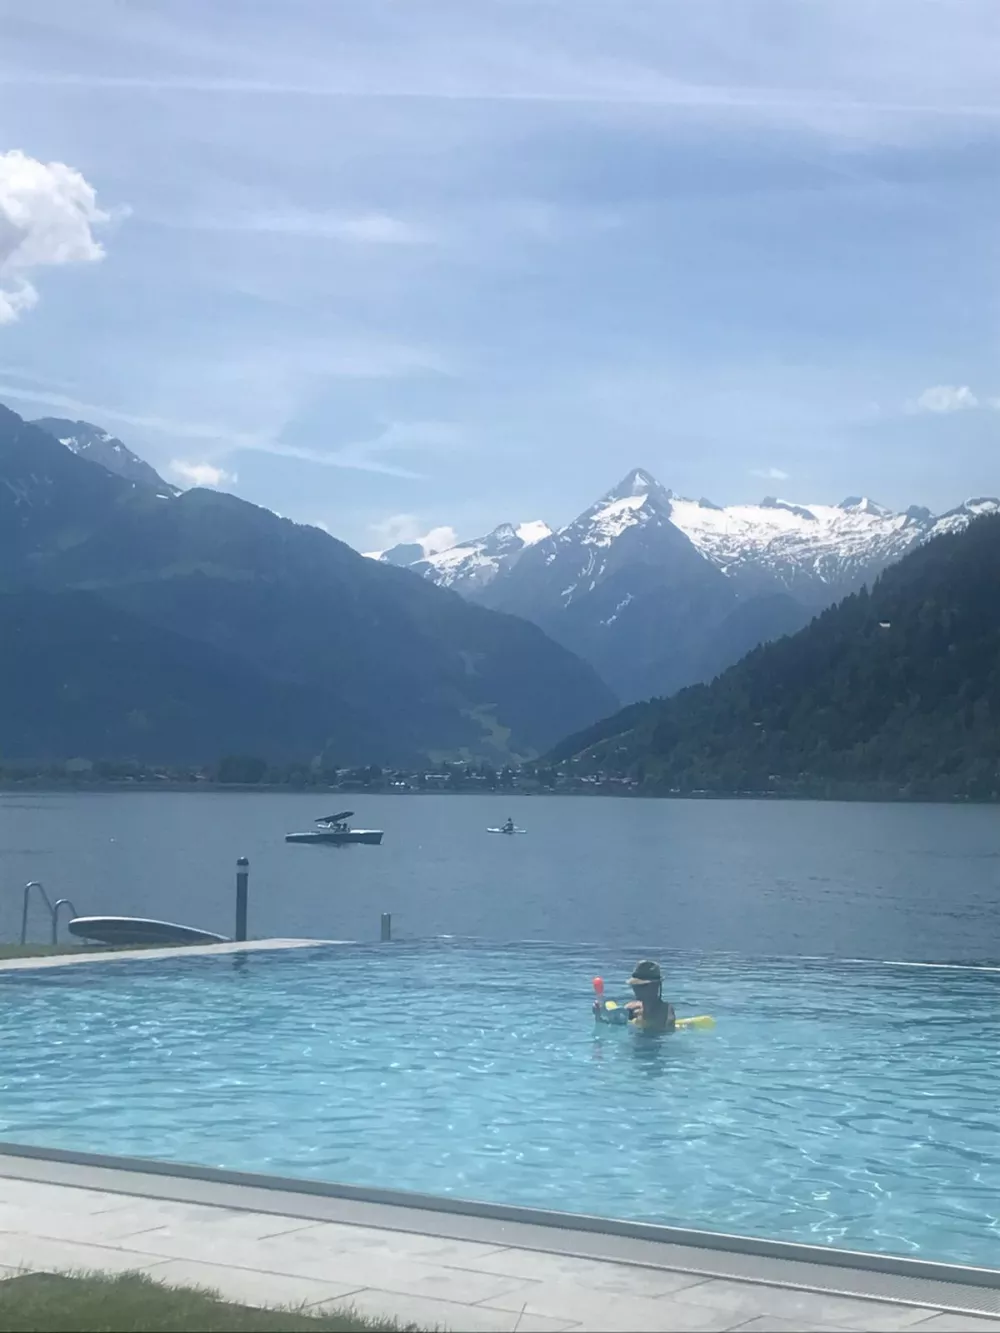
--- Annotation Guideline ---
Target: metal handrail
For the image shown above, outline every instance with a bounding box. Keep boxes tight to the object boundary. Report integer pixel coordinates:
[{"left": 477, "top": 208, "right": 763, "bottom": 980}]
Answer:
[
  {"left": 20, "top": 881, "right": 54, "bottom": 946},
  {"left": 52, "top": 899, "right": 79, "bottom": 946},
  {"left": 19, "top": 883, "right": 80, "bottom": 946}
]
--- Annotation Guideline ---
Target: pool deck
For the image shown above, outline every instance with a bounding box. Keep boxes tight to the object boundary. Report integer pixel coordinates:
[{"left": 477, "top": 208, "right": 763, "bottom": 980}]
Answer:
[{"left": 0, "top": 1151, "right": 997, "bottom": 1332}]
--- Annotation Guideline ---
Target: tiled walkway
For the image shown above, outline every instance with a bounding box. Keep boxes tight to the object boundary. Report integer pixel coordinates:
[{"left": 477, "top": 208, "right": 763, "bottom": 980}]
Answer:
[{"left": 0, "top": 1166, "right": 998, "bottom": 1332}]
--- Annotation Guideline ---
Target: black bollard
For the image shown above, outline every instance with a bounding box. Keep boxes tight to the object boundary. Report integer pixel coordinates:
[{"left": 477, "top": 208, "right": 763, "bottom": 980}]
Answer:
[
  {"left": 235, "top": 857, "right": 249, "bottom": 942},
  {"left": 380, "top": 912, "right": 391, "bottom": 942}
]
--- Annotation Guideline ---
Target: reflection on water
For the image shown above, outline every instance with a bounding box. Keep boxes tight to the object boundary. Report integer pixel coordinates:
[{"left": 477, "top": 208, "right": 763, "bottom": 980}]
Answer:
[
  {"left": 3, "top": 791, "right": 1000, "bottom": 961},
  {"left": 0, "top": 943, "right": 997, "bottom": 1266}
]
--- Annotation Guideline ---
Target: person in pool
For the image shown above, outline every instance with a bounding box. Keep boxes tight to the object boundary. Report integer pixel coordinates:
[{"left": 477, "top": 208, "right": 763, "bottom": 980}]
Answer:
[{"left": 623, "top": 960, "right": 676, "bottom": 1032}]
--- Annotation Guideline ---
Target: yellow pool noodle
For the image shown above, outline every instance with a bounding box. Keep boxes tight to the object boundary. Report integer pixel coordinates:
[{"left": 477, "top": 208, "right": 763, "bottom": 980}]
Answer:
[{"left": 601, "top": 1002, "right": 715, "bottom": 1030}]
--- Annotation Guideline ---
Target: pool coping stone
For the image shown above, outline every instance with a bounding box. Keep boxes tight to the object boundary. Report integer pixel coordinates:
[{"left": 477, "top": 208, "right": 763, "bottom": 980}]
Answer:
[
  {"left": 0, "top": 1143, "right": 997, "bottom": 1320},
  {"left": 0, "top": 938, "right": 352, "bottom": 970}
]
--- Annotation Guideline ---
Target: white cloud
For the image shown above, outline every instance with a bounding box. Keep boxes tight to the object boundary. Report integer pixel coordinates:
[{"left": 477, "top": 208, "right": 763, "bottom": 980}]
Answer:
[
  {"left": 169, "top": 460, "right": 236, "bottom": 488},
  {"left": 751, "top": 466, "right": 790, "bottom": 481},
  {"left": 0, "top": 150, "right": 110, "bottom": 323},
  {"left": 369, "top": 513, "right": 458, "bottom": 555},
  {"left": 421, "top": 525, "right": 459, "bottom": 554},
  {"left": 911, "top": 385, "right": 979, "bottom": 414}
]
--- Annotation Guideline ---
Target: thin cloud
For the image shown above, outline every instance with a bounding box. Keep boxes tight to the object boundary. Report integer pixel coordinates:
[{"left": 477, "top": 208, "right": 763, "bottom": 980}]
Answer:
[
  {"left": 751, "top": 467, "right": 790, "bottom": 481},
  {"left": 0, "top": 384, "right": 266, "bottom": 448},
  {"left": 0, "top": 383, "right": 458, "bottom": 479},
  {"left": 186, "top": 210, "right": 430, "bottom": 245},
  {"left": 4, "top": 70, "right": 1000, "bottom": 121},
  {"left": 240, "top": 439, "right": 421, "bottom": 480},
  {"left": 0, "top": 364, "right": 82, "bottom": 392},
  {"left": 241, "top": 421, "right": 461, "bottom": 480}
]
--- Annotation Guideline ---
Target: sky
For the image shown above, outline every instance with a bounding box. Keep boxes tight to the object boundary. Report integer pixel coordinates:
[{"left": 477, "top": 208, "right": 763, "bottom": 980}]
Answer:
[{"left": 0, "top": 0, "right": 998, "bottom": 554}]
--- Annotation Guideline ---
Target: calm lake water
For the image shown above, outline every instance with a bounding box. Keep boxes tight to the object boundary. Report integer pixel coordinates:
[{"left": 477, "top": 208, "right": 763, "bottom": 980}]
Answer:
[{"left": 1, "top": 792, "right": 999, "bottom": 962}]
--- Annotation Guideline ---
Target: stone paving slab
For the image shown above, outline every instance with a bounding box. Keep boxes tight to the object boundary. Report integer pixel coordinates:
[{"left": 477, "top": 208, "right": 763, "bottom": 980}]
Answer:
[
  {"left": 729, "top": 1320, "right": 852, "bottom": 1332},
  {"left": 127, "top": 1257, "right": 366, "bottom": 1311},
  {"left": 913, "top": 1321, "right": 1000, "bottom": 1333},
  {"left": 484, "top": 1281, "right": 742, "bottom": 1332},
  {"left": 0, "top": 1171, "right": 998, "bottom": 1332},
  {"left": 319, "top": 1287, "right": 579, "bottom": 1332},
  {"left": 0, "top": 1233, "right": 171, "bottom": 1278},
  {"left": 470, "top": 1246, "right": 713, "bottom": 1296},
  {"left": 670, "top": 1276, "right": 937, "bottom": 1329}
]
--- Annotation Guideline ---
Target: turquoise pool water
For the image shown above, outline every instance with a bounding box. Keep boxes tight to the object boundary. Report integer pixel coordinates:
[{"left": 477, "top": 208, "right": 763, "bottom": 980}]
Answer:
[{"left": 0, "top": 943, "right": 997, "bottom": 1267}]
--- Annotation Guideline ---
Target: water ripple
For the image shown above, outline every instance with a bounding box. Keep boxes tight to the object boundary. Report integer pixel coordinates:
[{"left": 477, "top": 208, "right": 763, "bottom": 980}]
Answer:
[{"left": 0, "top": 944, "right": 997, "bottom": 1266}]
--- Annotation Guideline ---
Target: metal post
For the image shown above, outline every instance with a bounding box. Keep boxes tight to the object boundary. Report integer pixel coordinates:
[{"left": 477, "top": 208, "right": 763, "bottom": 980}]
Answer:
[
  {"left": 380, "top": 912, "right": 391, "bottom": 942},
  {"left": 20, "top": 885, "right": 32, "bottom": 946},
  {"left": 235, "top": 857, "right": 249, "bottom": 942}
]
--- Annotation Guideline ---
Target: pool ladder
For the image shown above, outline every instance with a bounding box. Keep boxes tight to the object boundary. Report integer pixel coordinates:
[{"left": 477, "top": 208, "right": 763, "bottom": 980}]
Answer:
[{"left": 20, "top": 882, "right": 80, "bottom": 947}]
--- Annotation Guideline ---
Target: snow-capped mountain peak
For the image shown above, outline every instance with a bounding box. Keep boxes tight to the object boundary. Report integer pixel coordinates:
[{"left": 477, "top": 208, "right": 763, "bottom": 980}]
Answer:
[
  {"left": 926, "top": 497, "right": 1000, "bottom": 537},
  {"left": 31, "top": 417, "right": 175, "bottom": 493},
  {"left": 605, "top": 466, "right": 665, "bottom": 501},
  {"left": 376, "top": 517, "right": 551, "bottom": 593},
  {"left": 573, "top": 468, "right": 676, "bottom": 549},
  {"left": 837, "top": 495, "right": 893, "bottom": 517},
  {"left": 516, "top": 519, "right": 552, "bottom": 545}
]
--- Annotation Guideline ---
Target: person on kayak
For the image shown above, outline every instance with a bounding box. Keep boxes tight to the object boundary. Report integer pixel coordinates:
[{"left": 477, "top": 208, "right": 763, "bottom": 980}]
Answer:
[
  {"left": 624, "top": 960, "right": 676, "bottom": 1032},
  {"left": 503, "top": 816, "right": 515, "bottom": 833}
]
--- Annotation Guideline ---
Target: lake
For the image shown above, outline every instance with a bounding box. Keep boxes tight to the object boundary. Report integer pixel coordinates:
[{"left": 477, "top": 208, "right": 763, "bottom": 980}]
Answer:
[{"left": 2, "top": 792, "right": 998, "bottom": 962}]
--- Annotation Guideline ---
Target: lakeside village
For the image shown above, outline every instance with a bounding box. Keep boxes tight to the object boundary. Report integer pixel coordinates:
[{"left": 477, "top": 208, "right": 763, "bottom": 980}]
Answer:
[
  {"left": 0, "top": 755, "right": 639, "bottom": 795},
  {"left": 1, "top": 756, "right": 988, "bottom": 804}
]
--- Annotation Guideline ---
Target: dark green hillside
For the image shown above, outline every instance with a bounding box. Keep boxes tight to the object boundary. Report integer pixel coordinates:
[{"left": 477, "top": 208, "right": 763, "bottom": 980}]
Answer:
[
  {"left": 0, "top": 591, "right": 339, "bottom": 763},
  {"left": 0, "top": 404, "right": 615, "bottom": 764}
]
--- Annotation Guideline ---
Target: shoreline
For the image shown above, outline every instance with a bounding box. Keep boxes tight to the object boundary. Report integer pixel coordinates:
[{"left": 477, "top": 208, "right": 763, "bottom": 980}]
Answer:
[{"left": 0, "top": 782, "right": 994, "bottom": 805}]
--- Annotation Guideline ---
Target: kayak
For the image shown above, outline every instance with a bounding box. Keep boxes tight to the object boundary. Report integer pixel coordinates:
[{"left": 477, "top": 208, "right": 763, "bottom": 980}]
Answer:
[
  {"left": 68, "top": 917, "right": 227, "bottom": 947},
  {"left": 487, "top": 827, "right": 526, "bottom": 835}
]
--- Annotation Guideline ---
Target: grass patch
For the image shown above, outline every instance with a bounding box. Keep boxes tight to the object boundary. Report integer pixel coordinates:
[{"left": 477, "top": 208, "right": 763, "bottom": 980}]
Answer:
[{"left": 0, "top": 1271, "right": 423, "bottom": 1332}]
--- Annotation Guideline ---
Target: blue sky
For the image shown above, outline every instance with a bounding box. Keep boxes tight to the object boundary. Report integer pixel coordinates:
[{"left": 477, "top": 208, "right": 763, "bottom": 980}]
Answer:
[{"left": 0, "top": 0, "right": 998, "bottom": 552}]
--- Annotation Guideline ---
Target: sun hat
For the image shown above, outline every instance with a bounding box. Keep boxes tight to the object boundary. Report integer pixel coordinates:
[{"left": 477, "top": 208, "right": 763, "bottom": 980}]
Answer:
[{"left": 627, "top": 959, "right": 662, "bottom": 986}]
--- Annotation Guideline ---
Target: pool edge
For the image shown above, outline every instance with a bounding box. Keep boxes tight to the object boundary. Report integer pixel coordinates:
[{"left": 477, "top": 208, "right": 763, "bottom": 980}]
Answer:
[
  {"left": 0, "top": 1138, "right": 998, "bottom": 1318},
  {"left": 0, "top": 939, "right": 352, "bottom": 971}
]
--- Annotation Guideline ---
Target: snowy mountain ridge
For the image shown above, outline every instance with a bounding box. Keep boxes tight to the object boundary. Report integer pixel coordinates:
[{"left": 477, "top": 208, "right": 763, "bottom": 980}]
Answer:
[
  {"left": 377, "top": 467, "right": 1000, "bottom": 608},
  {"left": 404, "top": 518, "right": 552, "bottom": 593},
  {"left": 367, "top": 468, "right": 1000, "bottom": 702}
]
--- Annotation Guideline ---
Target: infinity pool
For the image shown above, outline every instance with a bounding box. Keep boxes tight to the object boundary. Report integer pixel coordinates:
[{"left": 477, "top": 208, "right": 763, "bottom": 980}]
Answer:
[{"left": 0, "top": 943, "right": 997, "bottom": 1267}]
